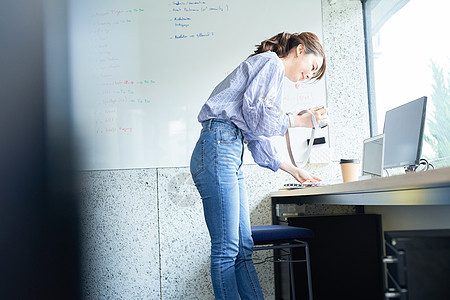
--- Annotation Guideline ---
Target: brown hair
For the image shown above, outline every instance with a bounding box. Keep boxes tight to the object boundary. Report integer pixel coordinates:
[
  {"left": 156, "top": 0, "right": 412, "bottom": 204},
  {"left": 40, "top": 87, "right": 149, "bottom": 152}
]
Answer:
[{"left": 250, "top": 32, "right": 326, "bottom": 81}]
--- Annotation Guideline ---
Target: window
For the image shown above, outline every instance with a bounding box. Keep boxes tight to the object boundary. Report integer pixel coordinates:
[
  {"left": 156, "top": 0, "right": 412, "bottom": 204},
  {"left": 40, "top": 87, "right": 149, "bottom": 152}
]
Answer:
[{"left": 363, "top": 0, "right": 450, "bottom": 169}]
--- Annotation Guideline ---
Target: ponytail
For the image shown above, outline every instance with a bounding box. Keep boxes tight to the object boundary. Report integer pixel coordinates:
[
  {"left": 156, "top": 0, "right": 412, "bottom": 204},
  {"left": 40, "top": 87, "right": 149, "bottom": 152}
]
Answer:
[
  {"left": 250, "top": 32, "right": 293, "bottom": 58},
  {"left": 250, "top": 32, "right": 326, "bottom": 81}
]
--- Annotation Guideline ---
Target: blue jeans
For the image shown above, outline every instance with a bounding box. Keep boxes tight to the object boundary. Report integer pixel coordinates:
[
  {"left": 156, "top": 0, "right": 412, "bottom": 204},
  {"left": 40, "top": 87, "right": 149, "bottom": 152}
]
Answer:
[{"left": 190, "top": 119, "right": 264, "bottom": 300}]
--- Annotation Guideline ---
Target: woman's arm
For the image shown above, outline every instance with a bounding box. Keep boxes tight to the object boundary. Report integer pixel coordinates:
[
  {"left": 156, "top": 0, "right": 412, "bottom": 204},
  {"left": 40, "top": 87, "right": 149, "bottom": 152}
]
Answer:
[{"left": 279, "top": 160, "right": 321, "bottom": 184}]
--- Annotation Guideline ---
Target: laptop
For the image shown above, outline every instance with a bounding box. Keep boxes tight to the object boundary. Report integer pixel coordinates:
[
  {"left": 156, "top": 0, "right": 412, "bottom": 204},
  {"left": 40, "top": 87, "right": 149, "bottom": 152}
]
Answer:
[{"left": 361, "top": 134, "right": 385, "bottom": 178}]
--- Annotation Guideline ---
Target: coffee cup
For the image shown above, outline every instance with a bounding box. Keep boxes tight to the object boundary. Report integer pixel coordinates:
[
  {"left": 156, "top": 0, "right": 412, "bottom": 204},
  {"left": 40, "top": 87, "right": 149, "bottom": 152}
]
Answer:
[{"left": 340, "top": 159, "right": 360, "bottom": 183}]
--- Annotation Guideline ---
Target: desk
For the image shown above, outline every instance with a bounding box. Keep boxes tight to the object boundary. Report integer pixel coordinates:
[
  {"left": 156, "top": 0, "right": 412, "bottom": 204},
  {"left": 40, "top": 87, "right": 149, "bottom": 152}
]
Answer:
[
  {"left": 271, "top": 166, "right": 450, "bottom": 207},
  {"left": 271, "top": 167, "right": 450, "bottom": 231},
  {"left": 269, "top": 167, "right": 450, "bottom": 300}
]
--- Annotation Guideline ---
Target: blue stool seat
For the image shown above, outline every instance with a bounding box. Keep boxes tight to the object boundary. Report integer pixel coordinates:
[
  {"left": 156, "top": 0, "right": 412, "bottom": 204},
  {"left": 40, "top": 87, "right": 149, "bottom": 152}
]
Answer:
[
  {"left": 251, "top": 225, "right": 314, "bottom": 300},
  {"left": 252, "top": 225, "right": 314, "bottom": 245}
]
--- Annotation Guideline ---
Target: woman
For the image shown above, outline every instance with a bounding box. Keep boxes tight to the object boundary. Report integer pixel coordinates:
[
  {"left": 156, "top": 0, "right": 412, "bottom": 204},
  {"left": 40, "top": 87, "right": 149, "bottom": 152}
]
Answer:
[{"left": 190, "top": 32, "right": 327, "bottom": 299}]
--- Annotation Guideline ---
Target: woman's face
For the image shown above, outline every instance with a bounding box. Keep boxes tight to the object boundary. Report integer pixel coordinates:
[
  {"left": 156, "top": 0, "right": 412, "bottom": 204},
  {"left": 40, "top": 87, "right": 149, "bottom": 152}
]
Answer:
[{"left": 284, "top": 45, "right": 323, "bottom": 82}]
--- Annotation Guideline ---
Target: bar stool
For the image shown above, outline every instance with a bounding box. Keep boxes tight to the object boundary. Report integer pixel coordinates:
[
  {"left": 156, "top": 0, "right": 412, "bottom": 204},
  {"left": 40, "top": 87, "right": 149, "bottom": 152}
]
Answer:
[{"left": 251, "top": 225, "right": 314, "bottom": 300}]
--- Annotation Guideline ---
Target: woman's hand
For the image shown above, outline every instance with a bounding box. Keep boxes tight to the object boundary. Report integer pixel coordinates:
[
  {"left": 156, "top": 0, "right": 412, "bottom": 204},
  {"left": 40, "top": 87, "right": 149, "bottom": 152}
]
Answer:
[
  {"left": 309, "top": 106, "right": 328, "bottom": 127},
  {"left": 279, "top": 161, "right": 322, "bottom": 184},
  {"left": 292, "top": 106, "right": 328, "bottom": 128}
]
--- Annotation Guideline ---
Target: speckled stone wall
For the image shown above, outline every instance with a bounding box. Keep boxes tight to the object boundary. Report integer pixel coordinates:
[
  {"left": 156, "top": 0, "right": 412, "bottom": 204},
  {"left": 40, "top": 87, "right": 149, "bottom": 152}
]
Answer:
[
  {"left": 322, "top": 0, "right": 370, "bottom": 161},
  {"left": 157, "top": 167, "right": 213, "bottom": 299},
  {"left": 79, "top": 1, "right": 369, "bottom": 299},
  {"left": 79, "top": 169, "right": 160, "bottom": 299}
]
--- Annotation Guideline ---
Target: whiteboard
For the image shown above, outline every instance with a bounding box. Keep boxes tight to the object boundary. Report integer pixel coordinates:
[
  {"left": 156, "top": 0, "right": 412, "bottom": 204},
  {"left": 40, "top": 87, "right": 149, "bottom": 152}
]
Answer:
[{"left": 69, "top": 0, "right": 326, "bottom": 170}]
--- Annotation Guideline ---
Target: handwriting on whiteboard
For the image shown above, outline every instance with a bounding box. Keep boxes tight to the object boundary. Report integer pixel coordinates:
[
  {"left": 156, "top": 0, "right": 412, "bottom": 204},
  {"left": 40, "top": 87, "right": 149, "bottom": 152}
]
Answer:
[
  {"left": 89, "top": 7, "right": 151, "bottom": 136},
  {"left": 168, "top": 0, "right": 230, "bottom": 40}
]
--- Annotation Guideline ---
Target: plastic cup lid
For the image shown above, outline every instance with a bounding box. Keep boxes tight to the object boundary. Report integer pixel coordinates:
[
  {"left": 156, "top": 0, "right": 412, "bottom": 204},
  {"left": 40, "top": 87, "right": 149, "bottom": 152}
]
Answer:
[{"left": 339, "top": 159, "right": 360, "bottom": 164}]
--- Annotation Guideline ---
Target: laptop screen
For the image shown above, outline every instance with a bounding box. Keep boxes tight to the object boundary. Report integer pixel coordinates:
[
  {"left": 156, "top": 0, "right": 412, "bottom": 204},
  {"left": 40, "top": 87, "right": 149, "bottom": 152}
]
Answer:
[{"left": 362, "top": 134, "right": 385, "bottom": 177}]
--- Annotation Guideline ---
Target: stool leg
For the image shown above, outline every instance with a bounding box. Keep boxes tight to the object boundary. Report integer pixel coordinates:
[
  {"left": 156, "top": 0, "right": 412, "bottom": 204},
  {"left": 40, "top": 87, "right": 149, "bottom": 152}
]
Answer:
[
  {"left": 289, "top": 248, "right": 296, "bottom": 300},
  {"left": 305, "top": 242, "right": 313, "bottom": 300}
]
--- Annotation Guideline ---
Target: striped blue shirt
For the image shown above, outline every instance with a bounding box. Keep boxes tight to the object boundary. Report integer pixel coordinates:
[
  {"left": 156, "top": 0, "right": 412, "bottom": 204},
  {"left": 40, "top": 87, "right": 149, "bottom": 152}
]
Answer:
[{"left": 197, "top": 51, "right": 289, "bottom": 171}]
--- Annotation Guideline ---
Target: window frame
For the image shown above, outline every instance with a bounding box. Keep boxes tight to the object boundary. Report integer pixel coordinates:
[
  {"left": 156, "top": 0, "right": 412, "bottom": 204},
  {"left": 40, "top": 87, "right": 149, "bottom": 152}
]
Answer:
[
  {"left": 361, "top": 0, "right": 377, "bottom": 136},
  {"left": 361, "top": 0, "right": 410, "bottom": 137}
]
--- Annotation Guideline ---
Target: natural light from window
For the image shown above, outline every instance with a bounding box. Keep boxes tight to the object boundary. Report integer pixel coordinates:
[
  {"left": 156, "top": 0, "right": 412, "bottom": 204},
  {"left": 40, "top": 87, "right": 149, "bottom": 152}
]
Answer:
[{"left": 371, "top": 0, "right": 450, "bottom": 168}]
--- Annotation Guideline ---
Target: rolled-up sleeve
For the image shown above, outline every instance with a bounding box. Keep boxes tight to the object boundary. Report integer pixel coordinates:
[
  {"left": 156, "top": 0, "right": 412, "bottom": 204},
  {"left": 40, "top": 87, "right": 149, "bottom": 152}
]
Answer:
[
  {"left": 245, "top": 132, "right": 283, "bottom": 172},
  {"left": 241, "top": 60, "right": 289, "bottom": 138}
]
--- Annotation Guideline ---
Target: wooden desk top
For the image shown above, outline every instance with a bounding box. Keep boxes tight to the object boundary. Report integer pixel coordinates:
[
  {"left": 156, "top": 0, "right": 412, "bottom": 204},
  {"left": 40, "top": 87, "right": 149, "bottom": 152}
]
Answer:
[{"left": 271, "top": 167, "right": 450, "bottom": 206}]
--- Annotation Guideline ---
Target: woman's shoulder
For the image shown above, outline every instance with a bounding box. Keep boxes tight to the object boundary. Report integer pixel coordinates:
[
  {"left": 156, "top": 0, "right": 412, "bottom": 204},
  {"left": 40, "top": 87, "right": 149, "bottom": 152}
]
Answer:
[
  {"left": 247, "top": 51, "right": 278, "bottom": 62},
  {"left": 244, "top": 51, "right": 282, "bottom": 70}
]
